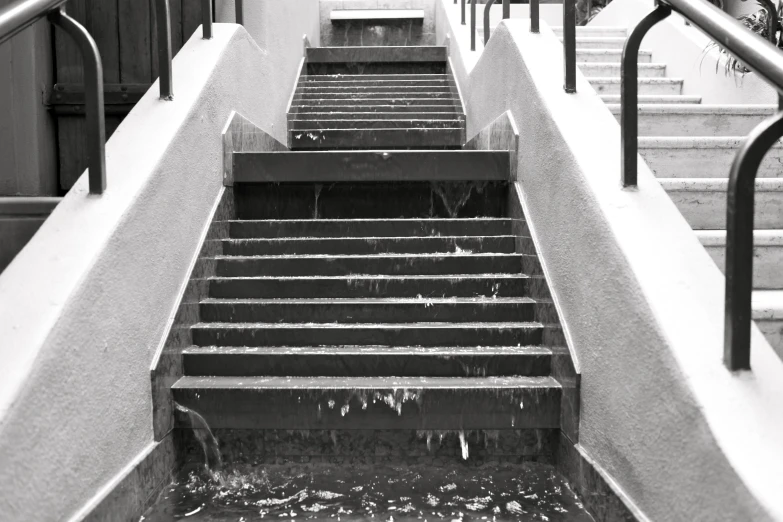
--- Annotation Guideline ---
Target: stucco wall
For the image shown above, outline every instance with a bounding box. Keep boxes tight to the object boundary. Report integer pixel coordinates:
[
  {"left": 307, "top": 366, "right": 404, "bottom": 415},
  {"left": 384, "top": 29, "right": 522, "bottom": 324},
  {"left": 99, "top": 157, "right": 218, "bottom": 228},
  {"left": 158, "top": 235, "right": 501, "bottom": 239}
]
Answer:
[
  {"left": 591, "top": 0, "right": 777, "bottom": 104},
  {"left": 441, "top": 4, "right": 783, "bottom": 520},
  {"left": 0, "top": 11, "right": 318, "bottom": 520}
]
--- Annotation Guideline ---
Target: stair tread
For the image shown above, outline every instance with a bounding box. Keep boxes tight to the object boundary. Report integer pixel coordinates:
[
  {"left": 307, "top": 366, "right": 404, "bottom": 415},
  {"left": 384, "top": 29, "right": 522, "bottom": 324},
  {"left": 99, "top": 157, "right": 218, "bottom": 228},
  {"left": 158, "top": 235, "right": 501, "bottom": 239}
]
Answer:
[
  {"left": 588, "top": 77, "right": 683, "bottom": 83},
  {"left": 659, "top": 178, "right": 783, "bottom": 190},
  {"left": 173, "top": 375, "right": 559, "bottom": 389},
  {"left": 607, "top": 103, "right": 774, "bottom": 114},
  {"left": 753, "top": 290, "right": 783, "bottom": 318},
  {"left": 208, "top": 273, "right": 531, "bottom": 281},
  {"left": 600, "top": 95, "right": 701, "bottom": 103},
  {"left": 200, "top": 297, "right": 538, "bottom": 304},
  {"left": 214, "top": 252, "right": 526, "bottom": 259},
  {"left": 697, "top": 229, "right": 783, "bottom": 245},
  {"left": 639, "top": 136, "right": 783, "bottom": 148},
  {"left": 223, "top": 218, "right": 514, "bottom": 223},
  {"left": 183, "top": 345, "right": 552, "bottom": 355},
  {"left": 193, "top": 321, "right": 543, "bottom": 329}
]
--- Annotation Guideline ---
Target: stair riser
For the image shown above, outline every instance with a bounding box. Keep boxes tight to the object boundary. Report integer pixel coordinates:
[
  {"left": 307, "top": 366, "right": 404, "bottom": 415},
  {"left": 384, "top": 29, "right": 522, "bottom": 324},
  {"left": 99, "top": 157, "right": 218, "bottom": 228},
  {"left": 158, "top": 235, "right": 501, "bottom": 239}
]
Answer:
[
  {"left": 228, "top": 220, "right": 514, "bottom": 239},
  {"left": 589, "top": 80, "right": 682, "bottom": 95},
  {"left": 580, "top": 64, "right": 665, "bottom": 77},
  {"left": 569, "top": 39, "right": 627, "bottom": 49},
  {"left": 641, "top": 148, "right": 783, "bottom": 178},
  {"left": 199, "top": 301, "right": 538, "bottom": 324},
  {"left": 183, "top": 352, "right": 552, "bottom": 377},
  {"left": 289, "top": 119, "right": 463, "bottom": 130},
  {"left": 576, "top": 50, "right": 651, "bottom": 63},
  {"left": 553, "top": 27, "right": 628, "bottom": 37},
  {"left": 290, "top": 128, "right": 463, "bottom": 150},
  {"left": 290, "top": 112, "right": 465, "bottom": 121},
  {"left": 307, "top": 63, "right": 448, "bottom": 75},
  {"left": 293, "top": 98, "right": 458, "bottom": 107},
  {"left": 600, "top": 95, "right": 700, "bottom": 104},
  {"left": 293, "top": 92, "right": 456, "bottom": 100},
  {"left": 296, "top": 86, "right": 454, "bottom": 94},
  {"left": 215, "top": 255, "right": 526, "bottom": 277},
  {"left": 294, "top": 104, "right": 459, "bottom": 112},
  {"left": 666, "top": 190, "right": 783, "bottom": 229},
  {"left": 172, "top": 386, "right": 560, "bottom": 430},
  {"left": 617, "top": 112, "right": 773, "bottom": 136},
  {"left": 209, "top": 276, "right": 530, "bottom": 299},
  {"left": 302, "top": 74, "right": 449, "bottom": 81},
  {"left": 301, "top": 81, "right": 451, "bottom": 88},
  {"left": 191, "top": 325, "right": 544, "bottom": 347},
  {"left": 219, "top": 236, "right": 519, "bottom": 256},
  {"left": 703, "top": 244, "right": 783, "bottom": 289}
]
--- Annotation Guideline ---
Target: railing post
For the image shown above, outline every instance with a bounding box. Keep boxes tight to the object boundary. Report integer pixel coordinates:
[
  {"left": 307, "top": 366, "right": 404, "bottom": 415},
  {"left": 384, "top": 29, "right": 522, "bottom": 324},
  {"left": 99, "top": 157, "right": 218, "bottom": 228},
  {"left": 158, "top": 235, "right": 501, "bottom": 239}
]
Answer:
[
  {"left": 531, "top": 0, "right": 539, "bottom": 33},
  {"left": 201, "top": 0, "right": 212, "bottom": 39},
  {"left": 461, "top": 0, "right": 466, "bottom": 25},
  {"left": 48, "top": 5, "right": 106, "bottom": 195},
  {"left": 503, "top": 0, "right": 510, "bottom": 19},
  {"left": 484, "top": 0, "right": 496, "bottom": 45},
  {"left": 155, "top": 0, "right": 173, "bottom": 100},
  {"left": 563, "top": 0, "right": 577, "bottom": 92},
  {"left": 724, "top": 111, "right": 783, "bottom": 371},
  {"left": 236, "top": 0, "right": 243, "bottom": 25},
  {"left": 620, "top": 4, "right": 670, "bottom": 186},
  {"left": 471, "top": 0, "right": 476, "bottom": 51}
]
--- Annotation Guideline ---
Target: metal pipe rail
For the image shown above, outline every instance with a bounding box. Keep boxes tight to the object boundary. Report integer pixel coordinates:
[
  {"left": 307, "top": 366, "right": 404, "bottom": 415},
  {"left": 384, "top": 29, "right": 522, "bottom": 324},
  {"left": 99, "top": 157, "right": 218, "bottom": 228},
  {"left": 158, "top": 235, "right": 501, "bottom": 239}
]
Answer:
[
  {"left": 483, "top": 0, "right": 510, "bottom": 46},
  {"left": 619, "top": 0, "right": 783, "bottom": 371},
  {"left": 528, "top": 0, "right": 576, "bottom": 92}
]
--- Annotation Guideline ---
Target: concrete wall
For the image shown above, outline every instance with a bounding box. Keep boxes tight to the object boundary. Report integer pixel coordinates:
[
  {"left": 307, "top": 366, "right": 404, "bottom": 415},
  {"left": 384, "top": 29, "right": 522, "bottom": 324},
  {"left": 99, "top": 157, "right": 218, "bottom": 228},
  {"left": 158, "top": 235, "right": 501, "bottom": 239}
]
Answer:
[
  {"left": 591, "top": 0, "right": 777, "bottom": 104},
  {"left": 440, "top": 2, "right": 783, "bottom": 519},
  {"left": 0, "top": 16, "right": 58, "bottom": 196},
  {"left": 0, "top": 6, "right": 319, "bottom": 519},
  {"left": 318, "top": 0, "right": 437, "bottom": 46}
]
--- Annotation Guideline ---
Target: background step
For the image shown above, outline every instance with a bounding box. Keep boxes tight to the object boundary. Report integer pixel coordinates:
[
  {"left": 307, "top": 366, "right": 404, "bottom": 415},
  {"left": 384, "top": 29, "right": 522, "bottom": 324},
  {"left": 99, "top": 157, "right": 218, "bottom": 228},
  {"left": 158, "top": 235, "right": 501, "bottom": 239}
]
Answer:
[
  {"left": 575, "top": 49, "right": 651, "bottom": 63},
  {"left": 293, "top": 92, "right": 457, "bottom": 100},
  {"left": 217, "top": 235, "right": 519, "bottom": 255},
  {"left": 198, "top": 297, "right": 538, "bottom": 323},
  {"left": 588, "top": 77, "right": 683, "bottom": 95},
  {"left": 289, "top": 119, "right": 464, "bottom": 130},
  {"left": 295, "top": 85, "right": 453, "bottom": 94},
  {"left": 290, "top": 111, "right": 465, "bottom": 121},
  {"left": 208, "top": 274, "right": 532, "bottom": 299},
  {"left": 608, "top": 104, "right": 775, "bottom": 136},
  {"left": 191, "top": 321, "right": 545, "bottom": 347},
  {"left": 306, "top": 46, "right": 447, "bottom": 64},
  {"left": 233, "top": 150, "right": 510, "bottom": 182},
  {"left": 214, "top": 252, "right": 528, "bottom": 277},
  {"left": 578, "top": 62, "right": 666, "bottom": 77},
  {"left": 659, "top": 178, "right": 783, "bottom": 229},
  {"left": 697, "top": 230, "right": 783, "bottom": 289},
  {"left": 563, "top": 36, "right": 628, "bottom": 49},
  {"left": 182, "top": 345, "right": 552, "bottom": 377},
  {"left": 301, "top": 74, "right": 449, "bottom": 81},
  {"left": 290, "top": 127, "right": 463, "bottom": 150},
  {"left": 552, "top": 26, "right": 628, "bottom": 37},
  {"left": 600, "top": 94, "right": 701, "bottom": 104},
  {"left": 171, "top": 375, "right": 560, "bottom": 429},
  {"left": 639, "top": 137, "right": 783, "bottom": 178},
  {"left": 753, "top": 290, "right": 783, "bottom": 358},
  {"left": 292, "top": 104, "right": 461, "bottom": 113},
  {"left": 292, "top": 98, "right": 458, "bottom": 106}
]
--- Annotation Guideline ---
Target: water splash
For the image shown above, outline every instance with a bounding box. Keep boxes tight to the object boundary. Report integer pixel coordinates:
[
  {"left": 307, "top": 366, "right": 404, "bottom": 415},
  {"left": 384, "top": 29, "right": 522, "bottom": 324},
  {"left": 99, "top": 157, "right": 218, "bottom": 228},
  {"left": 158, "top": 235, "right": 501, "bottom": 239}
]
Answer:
[
  {"left": 459, "top": 431, "right": 469, "bottom": 460},
  {"left": 174, "top": 403, "right": 223, "bottom": 472},
  {"left": 430, "top": 181, "right": 487, "bottom": 218}
]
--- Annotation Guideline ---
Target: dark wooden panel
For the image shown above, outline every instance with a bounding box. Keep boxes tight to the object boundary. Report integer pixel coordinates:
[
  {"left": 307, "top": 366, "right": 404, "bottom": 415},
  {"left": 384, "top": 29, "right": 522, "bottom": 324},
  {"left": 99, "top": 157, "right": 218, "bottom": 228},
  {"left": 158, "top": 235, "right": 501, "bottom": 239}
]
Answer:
[
  {"left": 90, "top": 0, "right": 120, "bottom": 83},
  {"left": 181, "top": 0, "right": 202, "bottom": 45},
  {"left": 118, "top": 0, "right": 152, "bottom": 83}
]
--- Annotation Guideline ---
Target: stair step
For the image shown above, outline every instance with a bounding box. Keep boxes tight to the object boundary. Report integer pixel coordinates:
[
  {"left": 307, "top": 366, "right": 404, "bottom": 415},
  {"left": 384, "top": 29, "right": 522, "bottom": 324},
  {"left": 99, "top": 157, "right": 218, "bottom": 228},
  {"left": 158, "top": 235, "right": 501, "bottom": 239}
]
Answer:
[
  {"left": 182, "top": 345, "right": 552, "bottom": 377},
  {"left": 579, "top": 62, "right": 666, "bottom": 77},
  {"left": 576, "top": 49, "right": 651, "bottom": 63},
  {"left": 301, "top": 74, "right": 449, "bottom": 81},
  {"left": 214, "top": 252, "right": 530, "bottom": 277},
  {"left": 552, "top": 26, "right": 628, "bottom": 37},
  {"left": 290, "top": 127, "right": 463, "bottom": 150},
  {"left": 753, "top": 290, "right": 783, "bottom": 358},
  {"left": 300, "top": 80, "right": 451, "bottom": 89},
  {"left": 697, "top": 230, "right": 783, "bottom": 289},
  {"left": 199, "top": 297, "right": 539, "bottom": 323},
  {"left": 191, "top": 321, "right": 545, "bottom": 347},
  {"left": 589, "top": 77, "right": 683, "bottom": 95},
  {"left": 292, "top": 98, "right": 459, "bottom": 107},
  {"left": 293, "top": 92, "right": 457, "bottom": 100},
  {"left": 290, "top": 111, "right": 465, "bottom": 121},
  {"left": 172, "top": 375, "right": 560, "bottom": 430},
  {"left": 217, "top": 235, "right": 520, "bottom": 255},
  {"left": 307, "top": 46, "right": 448, "bottom": 64},
  {"left": 608, "top": 104, "right": 775, "bottom": 136},
  {"left": 233, "top": 150, "right": 510, "bottom": 182},
  {"left": 296, "top": 85, "right": 453, "bottom": 94},
  {"left": 208, "top": 274, "right": 532, "bottom": 299},
  {"left": 226, "top": 218, "right": 515, "bottom": 239},
  {"left": 659, "top": 178, "right": 783, "bottom": 230},
  {"left": 293, "top": 104, "right": 460, "bottom": 112},
  {"left": 600, "top": 94, "right": 702, "bottom": 104},
  {"left": 289, "top": 118, "right": 464, "bottom": 130},
  {"left": 639, "top": 136, "right": 783, "bottom": 178},
  {"left": 561, "top": 36, "right": 628, "bottom": 49}
]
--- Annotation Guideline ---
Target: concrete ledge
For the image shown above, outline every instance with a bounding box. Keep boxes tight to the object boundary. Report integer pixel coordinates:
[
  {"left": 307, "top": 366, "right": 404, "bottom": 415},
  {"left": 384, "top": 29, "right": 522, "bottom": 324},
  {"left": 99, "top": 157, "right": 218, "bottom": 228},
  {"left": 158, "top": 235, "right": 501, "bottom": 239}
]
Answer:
[{"left": 331, "top": 9, "right": 425, "bottom": 21}]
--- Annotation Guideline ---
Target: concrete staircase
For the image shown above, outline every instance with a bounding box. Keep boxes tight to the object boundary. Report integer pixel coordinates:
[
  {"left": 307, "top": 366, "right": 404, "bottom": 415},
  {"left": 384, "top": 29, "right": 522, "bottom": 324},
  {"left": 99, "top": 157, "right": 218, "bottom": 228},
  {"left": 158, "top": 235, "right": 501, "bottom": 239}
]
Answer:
[
  {"left": 288, "top": 46, "right": 466, "bottom": 150},
  {"left": 553, "top": 25, "right": 783, "bottom": 356}
]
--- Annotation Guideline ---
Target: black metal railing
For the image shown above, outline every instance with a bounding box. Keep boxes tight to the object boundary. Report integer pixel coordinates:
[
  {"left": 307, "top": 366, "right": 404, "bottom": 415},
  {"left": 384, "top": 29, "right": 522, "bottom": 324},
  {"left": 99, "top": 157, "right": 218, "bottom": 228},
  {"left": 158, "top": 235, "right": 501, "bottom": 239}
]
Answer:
[
  {"left": 471, "top": 0, "right": 477, "bottom": 51},
  {"left": 529, "top": 0, "right": 577, "bottom": 92},
  {"left": 462, "top": 0, "right": 466, "bottom": 26},
  {"left": 619, "top": 0, "right": 783, "bottom": 371},
  {"left": 483, "top": 0, "right": 510, "bottom": 45}
]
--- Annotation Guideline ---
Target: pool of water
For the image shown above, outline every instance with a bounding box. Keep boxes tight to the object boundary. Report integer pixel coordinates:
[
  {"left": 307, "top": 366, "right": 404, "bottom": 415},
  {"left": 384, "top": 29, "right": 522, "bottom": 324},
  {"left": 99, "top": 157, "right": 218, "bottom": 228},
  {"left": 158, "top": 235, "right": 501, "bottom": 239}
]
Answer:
[{"left": 140, "top": 462, "right": 594, "bottom": 521}]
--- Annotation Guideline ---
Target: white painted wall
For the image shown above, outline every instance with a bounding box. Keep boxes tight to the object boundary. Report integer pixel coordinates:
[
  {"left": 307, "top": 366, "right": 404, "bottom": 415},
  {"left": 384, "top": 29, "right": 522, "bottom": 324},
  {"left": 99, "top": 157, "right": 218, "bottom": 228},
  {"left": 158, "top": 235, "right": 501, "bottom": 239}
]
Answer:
[
  {"left": 441, "top": 3, "right": 783, "bottom": 519},
  {"left": 591, "top": 0, "right": 777, "bottom": 104},
  {"left": 0, "top": 7, "right": 319, "bottom": 519}
]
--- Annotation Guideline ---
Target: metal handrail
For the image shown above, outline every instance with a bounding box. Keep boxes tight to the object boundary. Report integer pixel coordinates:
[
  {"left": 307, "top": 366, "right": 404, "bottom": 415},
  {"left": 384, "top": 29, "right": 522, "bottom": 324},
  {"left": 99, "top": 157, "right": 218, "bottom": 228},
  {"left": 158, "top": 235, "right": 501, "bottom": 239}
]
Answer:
[
  {"left": 156, "top": 0, "right": 174, "bottom": 100},
  {"left": 202, "top": 0, "right": 213, "bottom": 39},
  {"left": 620, "top": 0, "right": 783, "bottom": 371},
  {"left": 471, "top": 0, "right": 476, "bottom": 51},
  {"left": 461, "top": 0, "right": 466, "bottom": 25},
  {"left": 483, "top": 0, "right": 510, "bottom": 46},
  {"left": 236, "top": 0, "right": 243, "bottom": 25},
  {"left": 529, "top": 0, "right": 576, "bottom": 92},
  {"left": 1, "top": 0, "right": 105, "bottom": 194}
]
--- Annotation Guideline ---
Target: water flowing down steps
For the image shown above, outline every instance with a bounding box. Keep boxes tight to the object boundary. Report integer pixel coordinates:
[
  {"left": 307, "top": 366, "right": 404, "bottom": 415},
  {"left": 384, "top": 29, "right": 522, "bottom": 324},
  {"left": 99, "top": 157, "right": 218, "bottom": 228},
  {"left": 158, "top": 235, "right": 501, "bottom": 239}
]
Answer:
[{"left": 556, "top": 24, "right": 783, "bottom": 357}]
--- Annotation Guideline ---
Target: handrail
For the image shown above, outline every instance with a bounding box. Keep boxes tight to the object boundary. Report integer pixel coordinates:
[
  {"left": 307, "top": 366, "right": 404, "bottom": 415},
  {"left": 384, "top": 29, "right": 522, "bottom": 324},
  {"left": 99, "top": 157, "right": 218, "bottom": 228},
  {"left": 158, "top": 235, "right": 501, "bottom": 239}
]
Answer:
[
  {"left": 529, "top": 0, "right": 576, "bottom": 91},
  {"left": 483, "top": 0, "right": 510, "bottom": 46},
  {"left": 201, "top": 0, "right": 213, "bottom": 39},
  {"left": 619, "top": 0, "right": 783, "bottom": 371},
  {"left": 155, "top": 0, "right": 173, "bottom": 99},
  {"left": 471, "top": 0, "right": 476, "bottom": 51},
  {"left": 0, "top": 0, "right": 64, "bottom": 45},
  {"left": 236, "top": 0, "right": 243, "bottom": 25},
  {"left": 461, "top": 0, "right": 466, "bottom": 26}
]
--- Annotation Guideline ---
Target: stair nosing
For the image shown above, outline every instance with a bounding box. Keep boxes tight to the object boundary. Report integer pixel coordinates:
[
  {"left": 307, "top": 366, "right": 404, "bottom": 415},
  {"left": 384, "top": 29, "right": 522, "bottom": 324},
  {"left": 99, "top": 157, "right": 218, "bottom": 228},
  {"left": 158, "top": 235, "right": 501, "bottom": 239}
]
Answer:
[{"left": 172, "top": 375, "right": 559, "bottom": 389}]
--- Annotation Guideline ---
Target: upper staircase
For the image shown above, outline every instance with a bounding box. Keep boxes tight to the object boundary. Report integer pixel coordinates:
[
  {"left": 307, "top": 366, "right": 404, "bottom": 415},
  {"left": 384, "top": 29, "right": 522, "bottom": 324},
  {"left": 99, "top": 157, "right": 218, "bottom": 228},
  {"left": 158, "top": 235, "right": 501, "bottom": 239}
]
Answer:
[{"left": 554, "top": 24, "right": 783, "bottom": 357}]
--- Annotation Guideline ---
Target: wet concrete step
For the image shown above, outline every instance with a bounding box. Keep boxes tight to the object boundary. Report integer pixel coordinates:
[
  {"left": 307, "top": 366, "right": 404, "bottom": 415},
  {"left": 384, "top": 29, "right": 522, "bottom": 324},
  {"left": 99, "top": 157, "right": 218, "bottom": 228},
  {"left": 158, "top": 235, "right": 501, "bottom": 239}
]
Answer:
[
  {"left": 290, "top": 127, "right": 463, "bottom": 150},
  {"left": 600, "top": 94, "right": 702, "bottom": 104},
  {"left": 191, "top": 321, "right": 544, "bottom": 347},
  {"left": 307, "top": 46, "right": 448, "bottom": 64},
  {"left": 171, "top": 375, "right": 560, "bottom": 430},
  {"left": 293, "top": 91, "right": 456, "bottom": 100},
  {"left": 208, "top": 274, "right": 532, "bottom": 299},
  {"left": 292, "top": 98, "right": 459, "bottom": 108},
  {"left": 579, "top": 62, "right": 666, "bottom": 77},
  {"left": 562, "top": 36, "right": 628, "bottom": 49},
  {"left": 639, "top": 137, "right": 783, "bottom": 178},
  {"left": 301, "top": 74, "right": 449, "bottom": 82},
  {"left": 293, "top": 104, "right": 460, "bottom": 113},
  {"left": 289, "top": 119, "right": 464, "bottom": 130},
  {"left": 290, "top": 111, "right": 465, "bottom": 121},
  {"left": 296, "top": 85, "right": 453, "bottom": 94},
  {"left": 697, "top": 230, "right": 783, "bottom": 289},
  {"left": 608, "top": 104, "right": 775, "bottom": 136},
  {"left": 182, "top": 345, "right": 552, "bottom": 377},
  {"left": 588, "top": 77, "right": 683, "bottom": 95},
  {"left": 659, "top": 178, "right": 783, "bottom": 230},
  {"left": 576, "top": 49, "right": 651, "bottom": 63},
  {"left": 217, "top": 235, "right": 520, "bottom": 255},
  {"left": 227, "top": 218, "right": 515, "bottom": 239},
  {"left": 214, "top": 253, "right": 530, "bottom": 277},
  {"left": 199, "top": 297, "right": 538, "bottom": 323},
  {"left": 300, "top": 80, "right": 452, "bottom": 89},
  {"left": 233, "top": 151, "right": 510, "bottom": 182}
]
